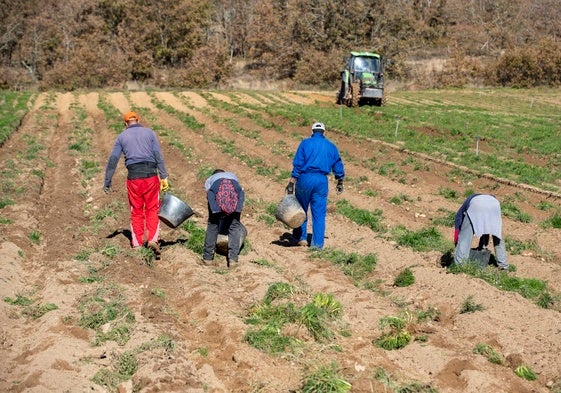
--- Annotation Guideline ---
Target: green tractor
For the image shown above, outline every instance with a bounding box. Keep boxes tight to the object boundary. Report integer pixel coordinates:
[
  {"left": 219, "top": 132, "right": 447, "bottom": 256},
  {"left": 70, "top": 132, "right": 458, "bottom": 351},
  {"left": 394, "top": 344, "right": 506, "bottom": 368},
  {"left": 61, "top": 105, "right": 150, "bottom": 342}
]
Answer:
[{"left": 337, "top": 51, "right": 386, "bottom": 107}]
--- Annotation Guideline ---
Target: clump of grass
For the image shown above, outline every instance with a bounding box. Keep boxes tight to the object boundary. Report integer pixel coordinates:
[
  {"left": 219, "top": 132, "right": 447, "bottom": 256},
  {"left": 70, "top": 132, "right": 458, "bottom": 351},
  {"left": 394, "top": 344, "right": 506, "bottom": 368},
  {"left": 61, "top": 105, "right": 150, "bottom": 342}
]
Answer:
[
  {"left": 80, "top": 159, "right": 99, "bottom": 180},
  {"left": 92, "top": 350, "right": 138, "bottom": 390},
  {"left": 311, "top": 248, "right": 377, "bottom": 282},
  {"left": 438, "top": 187, "right": 458, "bottom": 199},
  {"left": 137, "top": 246, "right": 156, "bottom": 267},
  {"left": 459, "top": 295, "right": 485, "bottom": 314},
  {"left": 92, "top": 334, "right": 175, "bottom": 390},
  {"left": 448, "top": 262, "right": 557, "bottom": 309},
  {"left": 505, "top": 236, "right": 539, "bottom": 256},
  {"left": 4, "top": 294, "right": 33, "bottom": 306},
  {"left": 431, "top": 208, "right": 455, "bottom": 227},
  {"left": 301, "top": 362, "right": 351, "bottom": 393},
  {"left": 181, "top": 220, "right": 206, "bottom": 255},
  {"left": 244, "top": 284, "right": 344, "bottom": 353},
  {"left": 540, "top": 213, "right": 561, "bottom": 229},
  {"left": 501, "top": 200, "right": 531, "bottom": 223},
  {"left": 374, "top": 306, "right": 439, "bottom": 350},
  {"left": 374, "top": 315, "right": 412, "bottom": 350},
  {"left": 514, "top": 365, "right": 537, "bottom": 381},
  {"left": 264, "top": 282, "right": 295, "bottom": 303},
  {"left": 0, "top": 198, "right": 14, "bottom": 208},
  {"left": 28, "top": 230, "right": 41, "bottom": 245},
  {"left": 473, "top": 343, "right": 503, "bottom": 364},
  {"left": 78, "top": 285, "right": 135, "bottom": 345},
  {"left": 5, "top": 294, "right": 58, "bottom": 319},
  {"left": 151, "top": 288, "right": 166, "bottom": 299},
  {"left": 394, "top": 267, "right": 415, "bottom": 287},
  {"left": 389, "top": 193, "right": 413, "bottom": 205},
  {"left": 335, "top": 199, "right": 385, "bottom": 232},
  {"left": 22, "top": 303, "right": 58, "bottom": 319},
  {"left": 0, "top": 216, "right": 13, "bottom": 225},
  {"left": 392, "top": 225, "right": 452, "bottom": 253},
  {"left": 374, "top": 366, "right": 438, "bottom": 392}
]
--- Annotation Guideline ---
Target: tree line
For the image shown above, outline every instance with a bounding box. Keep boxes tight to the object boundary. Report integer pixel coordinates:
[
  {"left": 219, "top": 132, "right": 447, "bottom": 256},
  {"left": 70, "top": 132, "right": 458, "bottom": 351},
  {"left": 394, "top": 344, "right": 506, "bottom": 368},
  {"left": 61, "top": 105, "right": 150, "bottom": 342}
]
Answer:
[{"left": 1, "top": 0, "right": 561, "bottom": 91}]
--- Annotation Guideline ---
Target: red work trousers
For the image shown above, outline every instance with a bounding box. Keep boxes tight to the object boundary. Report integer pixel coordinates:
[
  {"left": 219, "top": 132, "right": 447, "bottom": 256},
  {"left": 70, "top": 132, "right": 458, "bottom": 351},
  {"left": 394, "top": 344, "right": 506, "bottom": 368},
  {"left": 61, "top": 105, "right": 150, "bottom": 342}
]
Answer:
[{"left": 126, "top": 176, "right": 161, "bottom": 247}]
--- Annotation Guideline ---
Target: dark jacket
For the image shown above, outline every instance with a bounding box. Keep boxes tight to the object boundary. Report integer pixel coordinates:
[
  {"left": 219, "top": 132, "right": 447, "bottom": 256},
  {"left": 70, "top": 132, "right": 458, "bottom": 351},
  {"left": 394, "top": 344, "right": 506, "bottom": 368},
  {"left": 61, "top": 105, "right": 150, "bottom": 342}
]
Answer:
[{"left": 207, "top": 178, "right": 245, "bottom": 214}]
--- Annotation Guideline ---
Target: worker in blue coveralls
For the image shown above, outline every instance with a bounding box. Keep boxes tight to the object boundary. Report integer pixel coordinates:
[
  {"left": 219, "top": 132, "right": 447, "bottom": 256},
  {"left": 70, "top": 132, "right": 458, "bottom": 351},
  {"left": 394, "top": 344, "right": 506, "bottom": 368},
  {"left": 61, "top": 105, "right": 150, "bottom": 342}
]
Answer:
[
  {"left": 285, "top": 122, "right": 345, "bottom": 249},
  {"left": 454, "top": 193, "right": 509, "bottom": 270}
]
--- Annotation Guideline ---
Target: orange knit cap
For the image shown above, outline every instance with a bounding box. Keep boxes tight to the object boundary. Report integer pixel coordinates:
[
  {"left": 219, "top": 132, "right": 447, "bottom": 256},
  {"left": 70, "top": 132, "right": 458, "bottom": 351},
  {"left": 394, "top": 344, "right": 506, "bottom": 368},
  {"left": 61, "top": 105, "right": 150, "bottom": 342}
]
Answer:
[{"left": 124, "top": 111, "right": 139, "bottom": 122}]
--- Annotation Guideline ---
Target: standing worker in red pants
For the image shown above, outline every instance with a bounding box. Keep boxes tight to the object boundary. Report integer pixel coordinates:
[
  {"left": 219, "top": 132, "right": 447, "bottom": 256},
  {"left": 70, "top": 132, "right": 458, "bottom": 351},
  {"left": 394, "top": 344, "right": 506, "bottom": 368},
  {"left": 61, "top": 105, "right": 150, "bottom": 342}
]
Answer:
[{"left": 103, "top": 111, "right": 170, "bottom": 256}]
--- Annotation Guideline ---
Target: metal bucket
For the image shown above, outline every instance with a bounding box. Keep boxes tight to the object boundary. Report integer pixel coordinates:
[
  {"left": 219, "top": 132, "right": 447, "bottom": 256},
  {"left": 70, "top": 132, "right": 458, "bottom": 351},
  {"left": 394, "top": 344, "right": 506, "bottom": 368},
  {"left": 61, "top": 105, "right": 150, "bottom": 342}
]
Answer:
[
  {"left": 469, "top": 248, "right": 491, "bottom": 267},
  {"left": 275, "top": 194, "right": 306, "bottom": 229},
  {"left": 216, "top": 221, "right": 247, "bottom": 255},
  {"left": 158, "top": 193, "right": 194, "bottom": 228}
]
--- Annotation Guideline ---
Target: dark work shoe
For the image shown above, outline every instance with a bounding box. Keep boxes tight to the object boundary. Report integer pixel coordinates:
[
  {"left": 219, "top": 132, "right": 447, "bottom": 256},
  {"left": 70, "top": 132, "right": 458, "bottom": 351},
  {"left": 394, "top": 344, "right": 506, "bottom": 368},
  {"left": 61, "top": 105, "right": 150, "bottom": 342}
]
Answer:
[
  {"left": 227, "top": 257, "right": 239, "bottom": 268},
  {"left": 198, "top": 257, "right": 215, "bottom": 266},
  {"left": 289, "top": 238, "right": 307, "bottom": 247},
  {"left": 147, "top": 241, "right": 161, "bottom": 256}
]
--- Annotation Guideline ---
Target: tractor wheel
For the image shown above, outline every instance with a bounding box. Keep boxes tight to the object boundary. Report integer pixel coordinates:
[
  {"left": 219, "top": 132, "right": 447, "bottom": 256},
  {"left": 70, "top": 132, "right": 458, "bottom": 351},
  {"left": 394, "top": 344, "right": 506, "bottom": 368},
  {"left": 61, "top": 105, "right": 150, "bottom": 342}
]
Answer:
[{"left": 350, "top": 82, "right": 360, "bottom": 107}]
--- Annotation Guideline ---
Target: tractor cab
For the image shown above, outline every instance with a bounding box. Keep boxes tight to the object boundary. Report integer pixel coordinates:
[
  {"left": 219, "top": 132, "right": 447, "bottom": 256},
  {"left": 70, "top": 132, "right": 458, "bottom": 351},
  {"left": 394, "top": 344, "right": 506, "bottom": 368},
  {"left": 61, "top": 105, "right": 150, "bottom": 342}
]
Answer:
[{"left": 338, "top": 51, "right": 386, "bottom": 107}]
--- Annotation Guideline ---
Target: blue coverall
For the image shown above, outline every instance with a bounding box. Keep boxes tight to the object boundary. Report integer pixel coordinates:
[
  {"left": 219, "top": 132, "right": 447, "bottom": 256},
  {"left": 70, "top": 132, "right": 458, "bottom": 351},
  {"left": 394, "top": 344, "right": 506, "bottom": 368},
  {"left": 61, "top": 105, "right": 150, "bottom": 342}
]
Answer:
[{"left": 291, "top": 132, "right": 345, "bottom": 249}]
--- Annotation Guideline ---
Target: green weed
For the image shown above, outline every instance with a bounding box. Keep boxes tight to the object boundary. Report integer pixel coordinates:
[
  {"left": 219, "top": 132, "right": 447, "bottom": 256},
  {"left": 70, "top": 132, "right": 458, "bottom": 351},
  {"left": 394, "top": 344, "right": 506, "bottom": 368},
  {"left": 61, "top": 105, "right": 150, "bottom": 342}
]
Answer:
[
  {"left": 0, "top": 91, "right": 32, "bottom": 145},
  {"left": 28, "top": 230, "right": 41, "bottom": 245},
  {"left": 473, "top": 343, "right": 503, "bottom": 364},
  {"left": 389, "top": 193, "right": 413, "bottom": 205},
  {"left": 0, "top": 198, "right": 14, "bottom": 208},
  {"left": 459, "top": 295, "right": 485, "bottom": 314},
  {"left": 181, "top": 220, "right": 206, "bottom": 254},
  {"left": 4, "top": 294, "right": 33, "bottom": 306},
  {"left": 438, "top": 187, "right": 458, "bottom": 200},
  {"left": 80, "top": 159, "right": 99, "bottom": 180},
  {"left": 0, "top": 216, "right": 13, "bottom": 225},
  {"left": 22, "top": 303, "right": 58, "bottom": 319},
  {"left": 448, "top": 262, "right": 557, "bottom": 308},
  {"left": 335, "top": 199, "right": 385, "bottom": 232},
  {"left": 151, "top": 288, "right": 166, "bottom": 299},
  {"left": 78, "top": 285, "right": 135, "bottom": 345},
  {"left": 244, "top": 284, "right": 344, "bottom": 353},
  {"left": 431, "top": 208, "right": 455, "bottom": 227},
  {"left": 311, "top": 248, "right": 377, "bottom": 282},
  {"left": 514, "top": 365, "right": 537, "bottom": 381},
  {"left": 301, "top": 362, "right": 351, "bottom": 393},
  {"left": 374, "top": 315, "right": 412, "bottom": 350},
  {"left": 374, "top": 366, "right": 438, "bottom": 393},
  {"left": 264, "top": 282, "right": 295, "bottom": 304},
  {"left": 394, "top": 267, "right": 415, "bottom": 287},
  {"left": 501, "top": 200, "right": 532, "bottom": 223},
  {"left": 92, "top": 350, "right": 137, "bottom": 390},
  {"left": 97, "top": 94, "right": 125, "bottom": 134},
  {"left": 505, "top": 237, "right": 540, "bottom": 256},
  {"left": 540, "top": 213, "right": 561, "bottom": 229},
  {"left": 392, "top": 225, "right": 451, "bottom": 253}
]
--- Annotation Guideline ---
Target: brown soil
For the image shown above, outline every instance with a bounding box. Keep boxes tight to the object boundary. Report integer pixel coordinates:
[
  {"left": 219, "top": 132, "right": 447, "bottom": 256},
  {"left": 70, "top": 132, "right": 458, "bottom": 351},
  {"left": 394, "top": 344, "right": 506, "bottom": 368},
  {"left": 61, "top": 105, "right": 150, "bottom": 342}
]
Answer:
[{"left": 1, "top": 90, "right": 560, "bottom": 393}]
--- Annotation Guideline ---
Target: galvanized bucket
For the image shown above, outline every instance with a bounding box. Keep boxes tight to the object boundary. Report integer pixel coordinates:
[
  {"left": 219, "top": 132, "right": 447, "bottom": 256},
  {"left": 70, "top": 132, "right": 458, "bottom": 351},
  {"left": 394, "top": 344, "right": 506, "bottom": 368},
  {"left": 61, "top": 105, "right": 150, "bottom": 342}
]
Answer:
[
  {"left": 216, "top": 221, "right": 247, "bottom": 255},
  {"left": 158, "top": 193, "right": 194, "bottom": 228},
  {"left": 469, "top": 248, "right": 491, "bottom": 267},
  {"left": 275, "top": 194, "right": 306, "bottom": 229}
]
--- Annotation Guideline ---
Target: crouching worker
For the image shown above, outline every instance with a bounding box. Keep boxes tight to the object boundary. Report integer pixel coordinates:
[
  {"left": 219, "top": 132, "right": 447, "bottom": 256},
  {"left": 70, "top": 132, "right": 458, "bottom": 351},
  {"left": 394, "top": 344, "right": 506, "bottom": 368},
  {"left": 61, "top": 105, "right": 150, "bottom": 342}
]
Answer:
[
  {"left": 454, "top": 193, "right": 509, "bottom": 270},
  {"left": 201, "top": 169, "right": 245, "bottom": 267}
]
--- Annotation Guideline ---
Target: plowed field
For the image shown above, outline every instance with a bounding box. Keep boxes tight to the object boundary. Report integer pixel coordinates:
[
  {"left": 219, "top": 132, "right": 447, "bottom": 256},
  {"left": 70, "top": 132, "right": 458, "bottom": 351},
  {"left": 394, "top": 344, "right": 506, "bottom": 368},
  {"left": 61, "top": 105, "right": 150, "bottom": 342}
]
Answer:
[{"left": 1, "top": 90, "right": 560, "bottom": 393}]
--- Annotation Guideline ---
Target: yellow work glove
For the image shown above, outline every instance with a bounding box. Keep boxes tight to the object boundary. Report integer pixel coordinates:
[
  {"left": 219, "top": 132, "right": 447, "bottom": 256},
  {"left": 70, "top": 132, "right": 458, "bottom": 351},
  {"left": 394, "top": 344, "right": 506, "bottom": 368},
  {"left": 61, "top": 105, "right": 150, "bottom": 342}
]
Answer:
[{"left": 160, "top": 178, "right": 170, "bottom": 192}]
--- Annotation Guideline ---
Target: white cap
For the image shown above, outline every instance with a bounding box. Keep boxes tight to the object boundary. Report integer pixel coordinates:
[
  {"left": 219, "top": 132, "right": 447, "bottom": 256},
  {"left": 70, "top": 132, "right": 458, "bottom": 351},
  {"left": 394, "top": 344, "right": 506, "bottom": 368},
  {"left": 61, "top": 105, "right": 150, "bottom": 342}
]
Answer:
[{"left": 312, "top": 122, "right": 325, "bottom": 132}]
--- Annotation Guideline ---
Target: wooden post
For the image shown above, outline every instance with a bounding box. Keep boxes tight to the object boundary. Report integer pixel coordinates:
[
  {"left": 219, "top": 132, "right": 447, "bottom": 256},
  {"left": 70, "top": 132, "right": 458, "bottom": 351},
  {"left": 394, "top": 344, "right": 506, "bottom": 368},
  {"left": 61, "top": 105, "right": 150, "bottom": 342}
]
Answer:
[{"left": 475, "top": 136, "right": 480, "bottom": 156}]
